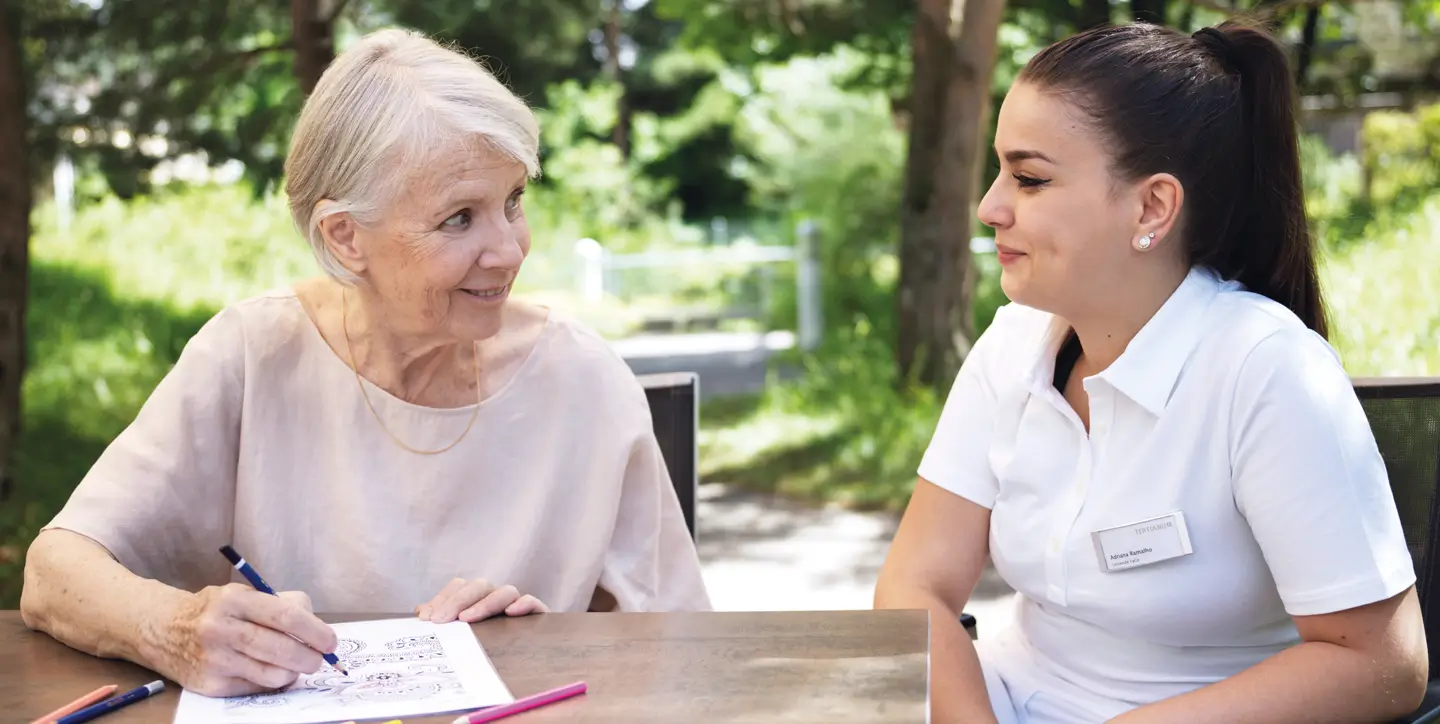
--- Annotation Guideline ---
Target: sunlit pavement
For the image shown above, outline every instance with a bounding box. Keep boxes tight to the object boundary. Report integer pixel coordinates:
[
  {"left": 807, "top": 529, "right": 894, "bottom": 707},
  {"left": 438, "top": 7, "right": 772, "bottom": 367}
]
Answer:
[
  {"left": 626, "top": 336, "right": 1021, "bottom": 632},
  {"left": 695, "top": 481, "right": 1019, "bottom": 637}
]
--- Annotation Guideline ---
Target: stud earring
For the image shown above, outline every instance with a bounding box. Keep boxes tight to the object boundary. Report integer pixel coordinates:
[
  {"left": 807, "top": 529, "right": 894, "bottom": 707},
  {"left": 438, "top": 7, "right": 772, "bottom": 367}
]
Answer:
[{"left": 1137, "top": 232, "right": 1155, "bottom": 251}]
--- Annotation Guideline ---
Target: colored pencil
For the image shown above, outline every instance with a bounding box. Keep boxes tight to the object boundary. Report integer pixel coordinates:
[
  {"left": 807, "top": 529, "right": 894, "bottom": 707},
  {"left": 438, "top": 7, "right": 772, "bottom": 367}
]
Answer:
[
  {"left": 55, "top": 681, "right": 162, "bottom": 724},
  {"left": 451, "top": 681, "right": 587, "bottom": 724},
  {"left": 27, "top": 684, "right": 118, "bottom": 724},
  {"left": 218, "top": 544, "right": 349, "bottom": 675}
]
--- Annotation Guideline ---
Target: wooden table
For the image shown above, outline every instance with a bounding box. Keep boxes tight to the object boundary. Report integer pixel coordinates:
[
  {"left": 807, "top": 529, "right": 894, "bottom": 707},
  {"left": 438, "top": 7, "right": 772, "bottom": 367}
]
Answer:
[{"left": 5, "top": 610, "right": 929, "bottom": 723}]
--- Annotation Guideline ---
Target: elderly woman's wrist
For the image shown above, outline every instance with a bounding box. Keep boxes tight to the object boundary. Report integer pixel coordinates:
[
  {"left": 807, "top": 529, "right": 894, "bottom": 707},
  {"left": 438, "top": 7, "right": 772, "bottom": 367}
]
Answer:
[{"left": 130, "top": 584, "right": 193, "bottom": 674}]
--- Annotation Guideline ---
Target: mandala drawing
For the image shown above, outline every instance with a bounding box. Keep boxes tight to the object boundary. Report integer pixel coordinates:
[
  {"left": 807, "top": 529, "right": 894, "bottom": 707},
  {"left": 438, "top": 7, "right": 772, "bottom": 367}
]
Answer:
[
  {"left": 325, "top": 634, "right": 446, "bottom": 670},
  {"left": 223, "top": 635, "right": 460, "bottom": 713},
  {"left": 174, "top": 619, "right": 512, "bottom": 724}
]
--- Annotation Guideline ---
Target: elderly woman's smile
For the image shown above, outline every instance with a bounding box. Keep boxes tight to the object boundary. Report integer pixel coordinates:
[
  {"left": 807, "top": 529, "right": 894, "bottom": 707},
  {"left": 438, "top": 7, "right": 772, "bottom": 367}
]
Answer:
[{"left": 459, "top": 285, "right": 508, "bottom": 300}]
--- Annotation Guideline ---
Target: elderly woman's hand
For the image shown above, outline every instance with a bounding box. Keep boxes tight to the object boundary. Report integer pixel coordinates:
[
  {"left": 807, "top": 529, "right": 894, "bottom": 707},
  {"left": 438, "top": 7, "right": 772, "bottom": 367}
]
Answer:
[
  {"left": 415, "top": 578, "right": 549, "bottom": 623},
  {"left": 156, "top": 584, "right": 338, "bottom": 697}
]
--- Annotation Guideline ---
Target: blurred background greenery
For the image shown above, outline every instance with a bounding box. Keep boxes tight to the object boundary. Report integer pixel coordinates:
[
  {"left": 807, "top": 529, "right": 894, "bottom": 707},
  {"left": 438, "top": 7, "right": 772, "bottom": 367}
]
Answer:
[{"left": 1, "top": 0, "right": 1439, "bottom": 607}]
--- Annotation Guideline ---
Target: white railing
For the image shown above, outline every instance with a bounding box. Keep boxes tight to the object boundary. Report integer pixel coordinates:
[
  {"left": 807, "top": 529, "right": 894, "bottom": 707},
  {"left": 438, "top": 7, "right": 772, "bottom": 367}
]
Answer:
[
  {"left": 570, "top": 230, "right": 994, "bottom": 353},
  {"left": 572, "top": 222, "right": 825, "bottom": 351}
]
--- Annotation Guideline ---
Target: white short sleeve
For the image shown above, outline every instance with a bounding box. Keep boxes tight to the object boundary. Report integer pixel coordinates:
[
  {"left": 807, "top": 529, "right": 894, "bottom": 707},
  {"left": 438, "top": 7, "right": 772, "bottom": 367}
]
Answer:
[
  {"left": 917, "top": 308, "right": 1012, "bottom": 508},
  {"left": 1231, "top": 329, "right": 1417, "bottom": 617}
]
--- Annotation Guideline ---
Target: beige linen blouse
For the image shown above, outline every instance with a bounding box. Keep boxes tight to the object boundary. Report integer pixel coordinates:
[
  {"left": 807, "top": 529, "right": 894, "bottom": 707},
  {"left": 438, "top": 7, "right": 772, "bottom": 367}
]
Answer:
[{"left": 43, "top": 289, "right": 711, "bottom": 614}]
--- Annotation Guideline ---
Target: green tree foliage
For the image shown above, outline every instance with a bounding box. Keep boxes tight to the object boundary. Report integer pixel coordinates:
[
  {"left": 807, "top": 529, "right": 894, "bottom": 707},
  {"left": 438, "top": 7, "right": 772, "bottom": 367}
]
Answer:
[
  {"left": 377, "top": 0, "right": 605, "bottom": 104},
  {"left": 26, "top": 1, "right": 305, "bottom": 196}
]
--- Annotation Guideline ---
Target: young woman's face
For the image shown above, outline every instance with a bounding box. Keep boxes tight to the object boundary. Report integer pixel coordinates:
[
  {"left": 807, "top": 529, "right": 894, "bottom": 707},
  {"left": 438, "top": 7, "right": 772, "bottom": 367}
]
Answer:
[{"left": 977, "top": 81, "right": 1158, "bottom": 319}]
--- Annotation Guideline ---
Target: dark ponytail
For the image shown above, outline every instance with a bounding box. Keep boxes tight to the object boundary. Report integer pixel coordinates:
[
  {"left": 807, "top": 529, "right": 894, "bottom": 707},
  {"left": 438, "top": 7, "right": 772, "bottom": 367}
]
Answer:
[{"left": 1019, "top": 21, "right": 1328, "bottom": 339}]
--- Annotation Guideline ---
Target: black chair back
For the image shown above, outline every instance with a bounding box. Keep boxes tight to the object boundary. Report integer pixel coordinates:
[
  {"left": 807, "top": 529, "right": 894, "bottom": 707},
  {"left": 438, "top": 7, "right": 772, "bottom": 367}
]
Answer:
[
  {"left": 1354, "top": 377, "right": 1440, "bottom": 676},
  {"left": 638, "top": 372, "right": 700, "bottom": 542}
]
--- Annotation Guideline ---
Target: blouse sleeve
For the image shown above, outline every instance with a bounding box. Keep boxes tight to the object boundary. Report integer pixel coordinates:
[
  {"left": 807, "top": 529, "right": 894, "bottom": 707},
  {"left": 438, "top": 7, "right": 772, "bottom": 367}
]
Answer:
[
  {"left": 1231, "top": 328, "right": 1417, "bottom": 617},
  {"left": 596, "top": 392, "right": 712, "bottom": 612},
  {"left": 41, "top": 307, "right": 245, "bottom": 592}
]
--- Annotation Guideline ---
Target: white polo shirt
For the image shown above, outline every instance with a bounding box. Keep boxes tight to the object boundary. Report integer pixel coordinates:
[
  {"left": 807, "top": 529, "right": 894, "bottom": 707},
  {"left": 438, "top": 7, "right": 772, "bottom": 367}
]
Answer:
[{"left": 918, "top": 266, "right": 1417, "bottom": 722}]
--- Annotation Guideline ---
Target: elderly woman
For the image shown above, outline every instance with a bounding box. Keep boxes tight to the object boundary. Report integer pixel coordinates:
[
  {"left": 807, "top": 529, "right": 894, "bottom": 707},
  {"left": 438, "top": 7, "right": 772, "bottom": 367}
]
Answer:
[{"left": 20, "top": 28, "right": 710, "bottom": 697}]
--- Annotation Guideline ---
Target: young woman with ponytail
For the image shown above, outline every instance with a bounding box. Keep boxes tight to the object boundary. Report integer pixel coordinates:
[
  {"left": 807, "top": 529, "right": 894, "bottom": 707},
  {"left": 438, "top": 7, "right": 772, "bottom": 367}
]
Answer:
[{"left": 875, "top": 20, "right": 1427, "bottom": 723}]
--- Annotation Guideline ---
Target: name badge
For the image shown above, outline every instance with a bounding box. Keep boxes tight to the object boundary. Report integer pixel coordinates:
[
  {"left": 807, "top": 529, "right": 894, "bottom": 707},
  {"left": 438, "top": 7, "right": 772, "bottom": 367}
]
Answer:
[{"left": 1091, "top": 512, "right": 1193, "bottom": 572}]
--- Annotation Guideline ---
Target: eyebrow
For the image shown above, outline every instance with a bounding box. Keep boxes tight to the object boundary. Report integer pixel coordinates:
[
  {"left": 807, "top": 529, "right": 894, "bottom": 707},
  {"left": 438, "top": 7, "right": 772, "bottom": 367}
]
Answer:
[
  {"left": 431, "top": 182, "right": 526, "bottom": 215},
  {"left": 1002, "top": 149, "right": 1057, "bottom": 165}
]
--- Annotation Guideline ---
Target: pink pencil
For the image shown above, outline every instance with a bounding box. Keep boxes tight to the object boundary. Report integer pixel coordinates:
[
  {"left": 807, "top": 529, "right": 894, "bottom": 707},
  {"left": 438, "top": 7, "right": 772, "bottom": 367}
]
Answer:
[
  {"left": 28, "top": 684, "right": 118, "bottom": 724},
  {"left": 451, "top": 681, "right": 588, "bottom": 724}
]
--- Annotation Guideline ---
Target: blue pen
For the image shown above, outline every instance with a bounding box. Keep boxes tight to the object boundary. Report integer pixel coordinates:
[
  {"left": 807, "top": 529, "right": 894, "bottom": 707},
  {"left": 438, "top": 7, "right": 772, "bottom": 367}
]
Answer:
[
  {"left": 56, "top": 680, "right": 163, "bottom": 724},
  {"left": 219, "top": 544, "right": 349, "bottom": 675}
]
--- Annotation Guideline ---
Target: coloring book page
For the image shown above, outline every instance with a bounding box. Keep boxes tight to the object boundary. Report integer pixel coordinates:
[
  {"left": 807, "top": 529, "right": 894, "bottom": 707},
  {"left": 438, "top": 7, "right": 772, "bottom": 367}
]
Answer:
[{"left": 172, "top": 618, "right": 514, "bottom": 724}]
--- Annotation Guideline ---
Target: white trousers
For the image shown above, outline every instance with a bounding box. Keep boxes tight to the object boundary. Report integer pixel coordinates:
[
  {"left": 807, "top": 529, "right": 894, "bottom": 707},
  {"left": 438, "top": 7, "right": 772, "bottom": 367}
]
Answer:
[{"left": 976, "top": 629, "right": 1133, "bottom": 724}]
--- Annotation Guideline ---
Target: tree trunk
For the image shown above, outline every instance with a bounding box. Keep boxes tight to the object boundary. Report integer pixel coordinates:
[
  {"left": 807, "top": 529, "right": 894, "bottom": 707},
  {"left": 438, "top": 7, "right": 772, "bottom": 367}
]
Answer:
[
  {"left": 0, "top": 0, "right": 30, "bottom": 502},
  {"left": 291, "top": 0, "right": 336, "bottom": 96},
  {"left": 896, "top": 0, "right": 1007, "bottom": 390},
  {"left": 1077, "top": 0, "right": 1109, "bottom": 31},
  {"left": 1176, "top": 1, "right": 1195, "bottom": 31},
  {"left": 1296, "top": 4, "right": 1321, "bottom": 87},
  {"left": 603, "top": 0, "right": 630, "bottom": 159}
]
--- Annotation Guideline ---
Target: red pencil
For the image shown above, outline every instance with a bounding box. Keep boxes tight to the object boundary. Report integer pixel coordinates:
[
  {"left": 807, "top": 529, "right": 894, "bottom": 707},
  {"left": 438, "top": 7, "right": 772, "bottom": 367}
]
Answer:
[
  {"left": 451, "top": 681, "right": 587, "bottom": 724},
  {"left": 28, "top": 684, "right": 118, "bottom": 724}
]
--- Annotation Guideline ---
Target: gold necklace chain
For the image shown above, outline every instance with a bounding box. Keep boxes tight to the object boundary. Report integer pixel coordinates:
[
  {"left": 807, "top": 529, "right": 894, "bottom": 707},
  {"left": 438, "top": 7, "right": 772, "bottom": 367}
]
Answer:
[{"left": 342, "top": 288, "right": 483, "bottom": 455}]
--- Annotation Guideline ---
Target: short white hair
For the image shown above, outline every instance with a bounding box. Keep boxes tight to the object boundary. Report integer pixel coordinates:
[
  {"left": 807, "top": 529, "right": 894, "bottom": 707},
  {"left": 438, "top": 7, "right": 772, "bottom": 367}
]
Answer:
[{"left": 284, "top": 28, "right": 541, "bottom": 281}]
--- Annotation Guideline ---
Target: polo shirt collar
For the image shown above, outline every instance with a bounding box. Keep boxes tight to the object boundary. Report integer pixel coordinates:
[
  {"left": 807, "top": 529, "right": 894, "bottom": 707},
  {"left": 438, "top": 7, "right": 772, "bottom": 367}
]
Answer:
[{"left": 1024, "top": 266, "right": 1230, "bottom": 417}]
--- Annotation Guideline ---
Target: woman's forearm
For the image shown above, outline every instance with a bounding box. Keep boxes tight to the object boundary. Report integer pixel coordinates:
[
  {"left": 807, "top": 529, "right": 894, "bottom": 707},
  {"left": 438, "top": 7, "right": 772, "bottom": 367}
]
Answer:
[
  {"left": 875, "top": 586, "right": 997, "bottom": 724},
  {"left": 21, "top": 529, "right": 189, "bottom": 672},
  {"left": 1110, "top": 640, "right": 1425, "bottom": 724}
]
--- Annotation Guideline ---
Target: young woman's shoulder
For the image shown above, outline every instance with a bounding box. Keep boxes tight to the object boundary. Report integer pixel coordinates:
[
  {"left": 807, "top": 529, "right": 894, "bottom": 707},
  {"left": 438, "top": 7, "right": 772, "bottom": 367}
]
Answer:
[
  {"left": 1195, "top": 284, "right": 1355, "bottom": 434},
  {"left": 983, "top": 301, "right": 1059, "bottom": 345},
  {"left": 1202, "top": 284, "right": 1343, "bottom": 383},
  {"left": 961, "top": 301, "right": 1064, "bottom": 390}
]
